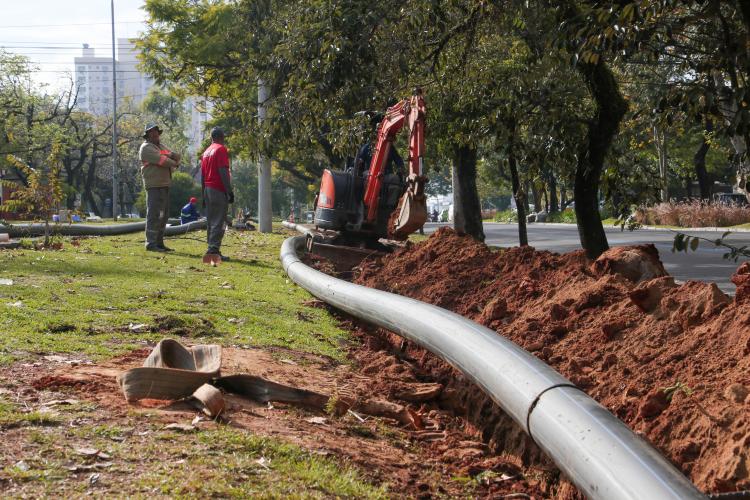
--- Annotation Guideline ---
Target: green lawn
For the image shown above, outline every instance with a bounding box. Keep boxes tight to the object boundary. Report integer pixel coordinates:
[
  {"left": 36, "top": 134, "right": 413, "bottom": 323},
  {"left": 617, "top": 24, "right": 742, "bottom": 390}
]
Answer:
[{"left": 0, "top": 227, "right": 350, "bottom": 366}]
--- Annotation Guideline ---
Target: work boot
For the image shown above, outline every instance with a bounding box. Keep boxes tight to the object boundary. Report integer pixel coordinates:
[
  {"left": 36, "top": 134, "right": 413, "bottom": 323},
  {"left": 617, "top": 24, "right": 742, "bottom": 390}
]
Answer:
[
  {"left": 146, "top": 245, "right": 167, "bottom": 252},
  {"left": 220, "top": 254, "right": 230, "bottom": 262},
  {"left": 158, "top": 245, "right": 174, "bottom": 252}
]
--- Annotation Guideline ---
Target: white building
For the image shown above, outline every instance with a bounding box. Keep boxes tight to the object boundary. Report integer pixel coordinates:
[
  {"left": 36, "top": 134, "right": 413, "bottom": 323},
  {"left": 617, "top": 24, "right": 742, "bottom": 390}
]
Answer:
[
  {"left": 75, "top": 44, "right": 116, "bottom": 115},
  {"left": 75, "top": 39, "right": 211, "bottom": 158}
]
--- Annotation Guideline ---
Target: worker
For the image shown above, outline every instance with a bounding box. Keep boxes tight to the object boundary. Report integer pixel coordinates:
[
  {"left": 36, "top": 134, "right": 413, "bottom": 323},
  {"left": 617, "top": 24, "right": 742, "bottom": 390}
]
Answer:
[
  {"left": 200, "top": 127, "right": 234, "bottom": 261},
  {"left": 139, "top": 123, "right": 180, "bottom": 252},
  {"left": 180, "top": 197, "right": 200, "bottom": 224}
]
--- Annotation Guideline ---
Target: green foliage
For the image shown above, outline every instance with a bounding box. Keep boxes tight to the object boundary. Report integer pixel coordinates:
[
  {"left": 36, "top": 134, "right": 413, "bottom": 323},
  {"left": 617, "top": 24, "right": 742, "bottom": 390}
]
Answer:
[
  {"left": 661, "top": 381, "right": 693, "bottom": 402},
  {"left": 673, "top": 230, "right": 750, "bottom": 262},
  {"left": 493, "top": 209, "right": 518, "bottom": 223},
  {"left": 547, "top": 209, "right": 577, "bottom": 224},
  {"left": 169, "top": 172, "right": 202, "bottom": 218}
]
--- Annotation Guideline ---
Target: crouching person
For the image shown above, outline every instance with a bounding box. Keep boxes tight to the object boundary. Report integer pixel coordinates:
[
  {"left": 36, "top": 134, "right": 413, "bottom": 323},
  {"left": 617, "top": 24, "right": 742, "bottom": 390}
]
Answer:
[{"left": 180, "top": 197, "right": 200, "bottom": 224}]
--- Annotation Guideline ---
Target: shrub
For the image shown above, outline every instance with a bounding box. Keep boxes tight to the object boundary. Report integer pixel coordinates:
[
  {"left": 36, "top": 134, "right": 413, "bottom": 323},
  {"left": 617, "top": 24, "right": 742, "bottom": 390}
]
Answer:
[
  {"left": 634, "top": 200, "right": 750, "bottom": 227},
  {"left": 492, "top": 209, "right": 518, "bottom": 222},
  {"left": 547, "top": 209, "right": 577, "bottom": 223}
]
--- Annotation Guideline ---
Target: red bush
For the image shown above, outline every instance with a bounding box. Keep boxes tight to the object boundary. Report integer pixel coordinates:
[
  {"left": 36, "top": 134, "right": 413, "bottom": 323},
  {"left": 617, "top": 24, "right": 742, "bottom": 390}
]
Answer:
[{"left": 634, "top": 200, "right": 750, "bottom": 227}]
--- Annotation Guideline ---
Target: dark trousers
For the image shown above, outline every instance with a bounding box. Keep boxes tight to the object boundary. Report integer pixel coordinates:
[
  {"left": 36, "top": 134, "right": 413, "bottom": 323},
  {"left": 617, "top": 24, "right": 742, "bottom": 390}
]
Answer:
[
  {"left": 145, "top": 187, "right": 170, "bottom": 248},
  {"left": 205, "top": 187, "right": 228, "bottom": 254}
]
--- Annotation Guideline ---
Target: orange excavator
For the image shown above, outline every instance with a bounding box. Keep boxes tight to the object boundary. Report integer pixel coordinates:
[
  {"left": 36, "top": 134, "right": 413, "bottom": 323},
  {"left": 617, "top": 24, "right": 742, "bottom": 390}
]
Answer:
[{"left": 313, "top": 90, "right": 428, "bottom": 246}]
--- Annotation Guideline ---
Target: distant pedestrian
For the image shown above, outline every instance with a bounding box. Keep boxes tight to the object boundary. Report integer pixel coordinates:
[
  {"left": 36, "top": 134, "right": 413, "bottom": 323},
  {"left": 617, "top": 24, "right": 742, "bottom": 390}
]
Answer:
[
  {"left": 139, "top": 124, "right": 181, "bottom": 252},
  {"left": 201, "top": 127, "right": 234, "bottom": 261},
  {"left": 180, "top": 197, "right": 200, "bottom": 225}
]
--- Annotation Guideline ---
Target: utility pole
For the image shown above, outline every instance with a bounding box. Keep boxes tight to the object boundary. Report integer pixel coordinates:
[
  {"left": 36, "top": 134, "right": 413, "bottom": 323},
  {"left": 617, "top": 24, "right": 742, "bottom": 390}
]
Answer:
[
  {"left": 257, "top": 79, "right": 272, "bottom": 233},
  {"left": 110, "top": 0, "right": 119, "bottom": 220}
]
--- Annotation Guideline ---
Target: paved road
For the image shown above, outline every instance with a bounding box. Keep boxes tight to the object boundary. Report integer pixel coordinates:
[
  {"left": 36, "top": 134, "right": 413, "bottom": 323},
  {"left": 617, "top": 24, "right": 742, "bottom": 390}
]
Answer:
[{"left": 423, "top": 222, "right": 750, "bottom": 294}]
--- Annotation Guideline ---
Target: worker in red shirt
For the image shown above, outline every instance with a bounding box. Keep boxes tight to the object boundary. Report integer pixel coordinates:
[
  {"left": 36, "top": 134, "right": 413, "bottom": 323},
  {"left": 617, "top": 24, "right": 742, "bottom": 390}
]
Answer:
[{"left": 200, "top": 127, "right": 234, "bottom": 261}]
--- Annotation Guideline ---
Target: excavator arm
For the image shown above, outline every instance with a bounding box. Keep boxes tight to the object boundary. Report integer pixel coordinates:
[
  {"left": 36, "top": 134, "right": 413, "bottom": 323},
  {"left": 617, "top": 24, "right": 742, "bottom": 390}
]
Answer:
[{"left": 362, "top": 89, "right": 427, "bottom": 239}]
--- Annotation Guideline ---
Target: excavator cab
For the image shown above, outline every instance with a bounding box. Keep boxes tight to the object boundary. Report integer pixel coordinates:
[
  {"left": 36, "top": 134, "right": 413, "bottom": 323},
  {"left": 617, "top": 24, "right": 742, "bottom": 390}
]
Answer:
[{"left": 313, "top": 90, "right": 428, "bottom": 244}]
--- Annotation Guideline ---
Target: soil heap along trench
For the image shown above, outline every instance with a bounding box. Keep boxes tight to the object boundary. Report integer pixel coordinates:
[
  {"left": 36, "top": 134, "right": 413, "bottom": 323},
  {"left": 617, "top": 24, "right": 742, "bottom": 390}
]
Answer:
[{"left": 354, "top": 227, "right": 750, "bottom": 495}]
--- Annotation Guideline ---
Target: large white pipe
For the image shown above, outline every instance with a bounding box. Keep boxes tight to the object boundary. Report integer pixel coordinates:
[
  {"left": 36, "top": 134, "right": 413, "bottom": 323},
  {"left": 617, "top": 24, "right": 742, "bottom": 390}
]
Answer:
[
  {"left": 1, "top": 219, "right": 206, "bottom": 238},
  {"left": 280, "top": 234, "right": 706, "bottom": 500}
]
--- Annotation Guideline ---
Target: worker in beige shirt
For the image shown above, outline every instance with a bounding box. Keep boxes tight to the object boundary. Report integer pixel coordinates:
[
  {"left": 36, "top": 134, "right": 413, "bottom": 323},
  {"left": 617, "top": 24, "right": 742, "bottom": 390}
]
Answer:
[{"left": 139, "top": 124, "right": 181, "bottom": 251}]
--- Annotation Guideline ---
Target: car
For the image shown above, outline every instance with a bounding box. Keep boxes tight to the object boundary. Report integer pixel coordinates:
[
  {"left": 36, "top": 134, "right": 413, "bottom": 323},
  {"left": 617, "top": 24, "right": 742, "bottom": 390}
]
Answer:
[{"left": 714, "top": 192, "right": 749, "bottom": 206}]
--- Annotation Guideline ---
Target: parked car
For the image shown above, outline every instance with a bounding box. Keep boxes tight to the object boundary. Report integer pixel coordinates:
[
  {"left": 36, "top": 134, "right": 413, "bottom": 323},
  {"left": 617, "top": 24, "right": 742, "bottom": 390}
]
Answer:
[{"left": 714, "top": 192, "right": 749, "bottom": 206}]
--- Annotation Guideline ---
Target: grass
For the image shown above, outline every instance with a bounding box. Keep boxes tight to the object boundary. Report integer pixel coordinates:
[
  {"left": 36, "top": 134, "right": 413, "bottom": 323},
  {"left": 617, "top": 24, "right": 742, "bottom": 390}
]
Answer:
[
  {"left": 1, "top": 416, "right": 387, "bottom": 498},
  {"left": 0, "top": 224, "right": 395, "bottom": 497},
  {"left": 0, "top": 398, "right": 61, "bottom": 429},
  {"left": 0, "top": 226, "right": 351, "bottom": 365}
]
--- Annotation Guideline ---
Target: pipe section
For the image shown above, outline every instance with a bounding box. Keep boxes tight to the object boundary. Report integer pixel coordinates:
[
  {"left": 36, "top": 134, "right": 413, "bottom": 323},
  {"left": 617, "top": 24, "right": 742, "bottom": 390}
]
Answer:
[
  {"left": 280, "top": 235, "right": 706, "bottom": 500},
  {"left": 0, "top": 219, "right": 206, "bottom": 238}
]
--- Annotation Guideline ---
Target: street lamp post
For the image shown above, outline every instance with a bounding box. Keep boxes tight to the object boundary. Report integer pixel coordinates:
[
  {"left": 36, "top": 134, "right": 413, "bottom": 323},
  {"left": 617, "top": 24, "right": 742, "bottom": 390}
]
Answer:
[{"left": 110, "top": 0, "right": 118, "bottom": 220}]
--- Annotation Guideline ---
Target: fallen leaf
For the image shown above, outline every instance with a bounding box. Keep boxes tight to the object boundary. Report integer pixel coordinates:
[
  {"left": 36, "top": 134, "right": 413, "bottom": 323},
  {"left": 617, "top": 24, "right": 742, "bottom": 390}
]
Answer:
[
  {"left": 128, "top": 323, "right": 148, "bottom": 332},
  {"left": 0, "top": 279, "right": 13, "bottom": 285},
  {"left": 43, "top": 355, "right": 68, "bottom": 363},
  {"left": 280, "top": 358, "right": 297, "bottom": 366},
  {"left": 43, "top": 399, "right": 79, "bottom": 407},
  {"left": 164, "top": 423, "right": 196, "bottom": 432},
  {"left": 75, "top": 447, "right": 99, "bottom": 457},
  {"left": 255, "top": 457, "right": 270, "bottom": 469},
  {"left": 67, "top": 462, "right": 113, "bottom": 472},
  {"left": 306, "top": 416, "right": 328, "bottom": 425},
  {"left": 14, "top": 460, "right": 29, "bottom": 471}
]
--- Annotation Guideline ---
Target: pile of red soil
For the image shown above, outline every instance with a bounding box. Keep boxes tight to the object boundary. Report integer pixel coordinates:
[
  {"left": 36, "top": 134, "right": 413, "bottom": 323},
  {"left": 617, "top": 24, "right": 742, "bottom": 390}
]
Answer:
[{"left": 355, "top": 228, "right": 750, "bottom": 494}]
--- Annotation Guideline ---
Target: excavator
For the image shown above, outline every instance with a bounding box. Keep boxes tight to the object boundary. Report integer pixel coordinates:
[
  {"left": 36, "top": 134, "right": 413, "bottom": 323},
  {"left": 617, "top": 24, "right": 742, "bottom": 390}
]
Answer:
[{"left": 313, "top": 89, "right": 428, "bottom": 248}]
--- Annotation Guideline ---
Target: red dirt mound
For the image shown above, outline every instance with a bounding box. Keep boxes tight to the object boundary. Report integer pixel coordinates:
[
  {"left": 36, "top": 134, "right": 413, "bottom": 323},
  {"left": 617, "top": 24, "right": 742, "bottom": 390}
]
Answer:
[{"left": 355, "top": 227, "right": 750, "bottom": 494}]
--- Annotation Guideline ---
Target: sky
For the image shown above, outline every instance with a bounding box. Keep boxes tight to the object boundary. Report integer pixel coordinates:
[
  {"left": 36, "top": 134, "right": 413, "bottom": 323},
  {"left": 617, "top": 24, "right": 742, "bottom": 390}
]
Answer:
[{"left": 0, "top": 0, "right": 149, "bottom": 91}]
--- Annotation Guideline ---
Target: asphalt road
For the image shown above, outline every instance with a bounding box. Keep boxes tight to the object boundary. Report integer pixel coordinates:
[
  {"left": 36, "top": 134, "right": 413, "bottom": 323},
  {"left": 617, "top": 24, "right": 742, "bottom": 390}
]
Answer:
[{"left": 423, "top": 222, "right": 750, "bottom": 294}]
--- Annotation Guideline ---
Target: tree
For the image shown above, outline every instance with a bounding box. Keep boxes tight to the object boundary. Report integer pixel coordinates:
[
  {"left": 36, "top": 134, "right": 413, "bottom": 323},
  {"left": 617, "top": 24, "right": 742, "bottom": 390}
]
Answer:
[{"left": 1, "top": 142, "right": 64, "bottom": 245}]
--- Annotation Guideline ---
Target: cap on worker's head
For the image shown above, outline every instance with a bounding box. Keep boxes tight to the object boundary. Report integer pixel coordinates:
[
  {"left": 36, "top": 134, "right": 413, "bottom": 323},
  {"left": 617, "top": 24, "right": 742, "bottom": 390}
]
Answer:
[
  {"left": 189, "top": 197, "right": 197, "bottom": 204},
  {"left": 210, "top": 127, "right": 225, "bottom": 140},
  {"left": 143, "top": 123, "right": 163, "bottom": 138}
]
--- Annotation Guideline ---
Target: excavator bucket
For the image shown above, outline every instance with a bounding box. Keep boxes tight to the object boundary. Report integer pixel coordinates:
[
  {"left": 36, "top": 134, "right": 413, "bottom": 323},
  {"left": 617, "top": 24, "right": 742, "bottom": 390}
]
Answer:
[{"left": 390, "top": 190, "right": 427, "bottom": 240}]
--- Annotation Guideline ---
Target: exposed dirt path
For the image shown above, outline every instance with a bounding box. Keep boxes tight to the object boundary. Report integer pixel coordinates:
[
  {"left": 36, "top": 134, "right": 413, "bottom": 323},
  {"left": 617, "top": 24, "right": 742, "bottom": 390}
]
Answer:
[{"left": 1, "top": 341, "right": 553, "bottom": 498}]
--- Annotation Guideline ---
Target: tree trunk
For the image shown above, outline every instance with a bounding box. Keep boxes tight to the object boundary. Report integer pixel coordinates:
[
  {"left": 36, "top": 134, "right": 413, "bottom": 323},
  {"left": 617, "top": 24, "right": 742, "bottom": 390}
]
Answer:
[
  {"left": 574, "top": 60, "right": 627, "bottom": 259},
  {"left": 694, "top": 120, "right": 712, "bottom": 201},
  {"left": 684, "top": 176, "right": 692, "bottom": 200},
  {"left": 506, "top": 119, "right": 527, "bottom": 246},
  {"left": 549, "top": 173, "right": 559, "bottom": 213},
  {"left": 531, "top": 182, "right": 542, "bottom": 212},
  {"left": 653, "top": 125, "right": 669, "bottom": 201},
  {"left": 452, "top": 144, "right": 485, "bottom": 242},
  {"left": 84, "top": 155, "right": 101, "bottom": 215}
]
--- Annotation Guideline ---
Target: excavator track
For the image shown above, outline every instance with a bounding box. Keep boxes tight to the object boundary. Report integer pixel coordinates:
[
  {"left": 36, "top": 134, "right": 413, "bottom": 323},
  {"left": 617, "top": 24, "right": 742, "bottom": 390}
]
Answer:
[{"left": 291, "top": 223, "right": 401, "bottom": 273}]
